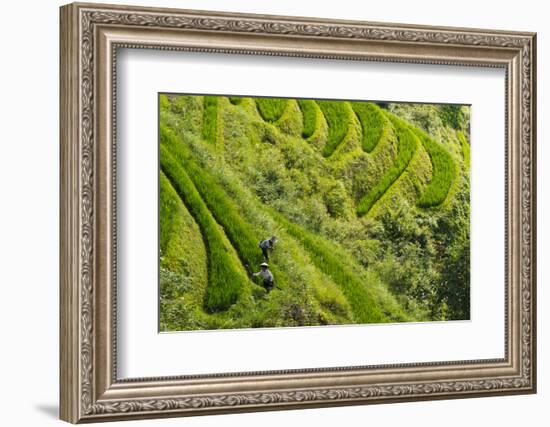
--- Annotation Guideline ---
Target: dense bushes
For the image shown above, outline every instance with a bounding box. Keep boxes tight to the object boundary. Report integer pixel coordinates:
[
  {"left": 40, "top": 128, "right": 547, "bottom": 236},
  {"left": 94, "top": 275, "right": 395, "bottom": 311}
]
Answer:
[
  {"left": 317, "top": 100, "right": 352, "bottom": 157},
  {"left": 433, "top": 181, "right": 471, "bottom": 320},
  {"left": 412, "top": 128, "right": 456, "bottom": 208},
  {"left": 438, "top": 104, "right": 468, "bottom": 131},
  {"left": 255, "top": 98, "right": 288, "bottom": 122},
  {"left": 356, "top": 113, "right": 418, "bottom": 216},
  {"left": 351, "top": 102, "right": 387, "bottom": 153}
]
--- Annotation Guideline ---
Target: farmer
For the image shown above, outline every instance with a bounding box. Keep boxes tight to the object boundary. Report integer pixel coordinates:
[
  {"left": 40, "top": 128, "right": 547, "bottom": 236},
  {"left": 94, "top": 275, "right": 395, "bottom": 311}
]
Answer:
[
  {"left": 253, "top": 262, "right": 275, "bottom": 292},
  {"left": 259, "top": 236, "right": 278, "bottom": 260}
]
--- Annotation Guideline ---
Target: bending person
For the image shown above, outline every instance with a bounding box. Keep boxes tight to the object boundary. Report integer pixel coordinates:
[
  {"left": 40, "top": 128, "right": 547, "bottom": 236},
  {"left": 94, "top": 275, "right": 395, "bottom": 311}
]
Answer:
[{"left": 259, "top": 236, "right": 278, "bottom": 260}]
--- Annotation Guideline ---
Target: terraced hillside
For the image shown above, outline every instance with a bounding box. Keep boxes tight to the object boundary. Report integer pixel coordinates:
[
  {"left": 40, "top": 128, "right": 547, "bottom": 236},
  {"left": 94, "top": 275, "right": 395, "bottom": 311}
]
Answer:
[{"left": 159, "top": 94, "right": 471, "bottom": 331}]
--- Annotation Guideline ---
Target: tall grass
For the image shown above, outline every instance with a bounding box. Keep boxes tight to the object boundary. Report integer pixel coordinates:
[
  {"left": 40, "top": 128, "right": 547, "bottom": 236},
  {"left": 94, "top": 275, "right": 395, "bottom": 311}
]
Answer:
[
  {"left": 159, "top": 172, "right": 203, "bottom": 272},
  {"left": 161, "top": 125, "right": 265, "bottom": 273},
  {"left": 297, "top": 99, "right": 318, "bottom": 139},
  {"left": 160, "top": 144, "right": 247, "bottom": 313},
  {"left": 271, "top": 211, "right": 407, "bottom": 323},
  {"left": 412, "top": 128, "right": 457, "bottom": 208},
  {"left": 159, "top": 171, "right": 207, "bottom": 308},
  {"left": 457, "top": 131, "right": 470, "bottom": 171},
  {"left": 229, "top": 97, "right": 242, "bottom": 105},
  {"left": 159, "top": 171, "right": 177, "bottom": 255},
  {"left": 356, "top": 113, "right": 418, "bottom": 216},
  {"left": 256, "top": 98, "right": 288, "bottom": 123},
  {"left": 317, "top": 100, "right": 352, "bottom": 157},
  {"left": 202, "top": 96, "right": 219, "bottom": 144},
  {"left": 351, "top": 102, "right": 387, "bottom": 153}
]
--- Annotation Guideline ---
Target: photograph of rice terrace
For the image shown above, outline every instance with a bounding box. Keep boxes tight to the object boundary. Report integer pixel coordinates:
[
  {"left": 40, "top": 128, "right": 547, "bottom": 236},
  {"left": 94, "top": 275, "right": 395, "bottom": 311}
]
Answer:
[{"left": 159, "top": 93, "right": 471, "bottom": 332}]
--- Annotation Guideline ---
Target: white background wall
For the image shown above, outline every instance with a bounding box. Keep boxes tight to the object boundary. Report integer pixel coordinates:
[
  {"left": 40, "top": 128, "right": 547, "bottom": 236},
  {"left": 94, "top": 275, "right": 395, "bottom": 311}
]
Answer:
[{"left": 0, "top": 0, "right": 546, "bottom": 425}]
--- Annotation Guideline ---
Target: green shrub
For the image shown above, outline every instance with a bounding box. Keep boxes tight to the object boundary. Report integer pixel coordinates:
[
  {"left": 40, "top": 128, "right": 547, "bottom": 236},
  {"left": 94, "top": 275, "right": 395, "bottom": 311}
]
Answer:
[
  {"left": 256, "top": 98, "right": 288, "bottom": 122},
  {"left": 438, "top": 104, "right": 466, "bottom": 130},
  {"left": 412, "top": 128, "right": 456, "bottom": 208},
  {"left": 202, "top": 96, "right": 219, "bottom": 144},
  {"left": 159, "top": 142, "right": 247, "bottom": 312},
  {"left": 356, "top": 113, "right": 418, "bottom": 216},
  {"left": 457, "top": 131, "right": 470, "bottom": 171},
  {"left": 351, "top": 102, "right": 387, "bottom": 153},
  {"left": 297, "top": 99, "right": 318, "bottom": 139},
  {"left": 317, "top": 100, "right": 352, "bottom": 157},
  {"left": 229, "top": 96, "right": 242, "bottom": 105}
]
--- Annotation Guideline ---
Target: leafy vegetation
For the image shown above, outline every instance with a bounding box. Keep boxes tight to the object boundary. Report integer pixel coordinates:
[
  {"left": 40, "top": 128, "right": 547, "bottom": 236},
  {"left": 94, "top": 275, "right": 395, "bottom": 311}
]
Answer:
[
  {"left": 438, "top": 104, "right": 468, "bottom": 132},
  {"left": 158, "top": 93, "right": 471, "bottom": 330}
]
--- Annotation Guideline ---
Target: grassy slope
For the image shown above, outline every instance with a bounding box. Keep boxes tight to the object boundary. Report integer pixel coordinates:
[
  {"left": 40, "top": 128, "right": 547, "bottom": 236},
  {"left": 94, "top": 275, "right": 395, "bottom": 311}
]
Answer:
[
  {"left": 297, "top": 99, "right": 317, "bottom": 139},
  {"left": 302, "top": 100, "right": 328, "bottom": 151},
  {"left": 356, "top": 112, "right": 418, "bottom": 216},
  {"left": 412, "top": 127, "right": 457, "bottom": 208},
  {"left": 163, "top": 123, "right": 361, "bottom": 326},
  {"left": 170, "top": 122, "right": 406, "bottom": 323},
  {"left": 275, "top": 100, "right": 303, "bottom": 137},
  {"left": 351, "top": 102, "right": 387, "bottom": 153},
  {"left": 162, "top": 123, "right": 364, "bottom": 322},
  {"left": 159, "top": 172, "right": 206, "bottom": 281},
  {"left": 162, "top": 125, "right": 266, "bottom": 271},
  {"left": 162, "top": 110, "right": 408, "bottom": 324},
  {"left": 202, "top": 96, "right": 219, "bottom": 145},
  {"left": 255, "top": 98, "right": 288, "bottom": 122},
  {"left": 179, "top": 133, "right": 358, "bottom": 325},
  {"left": 159, "top": 94, "right": 466, "bottom": 329},
  {"left": 160, "top": 133, "right": 250, "bottom": 313},
  {"left": 272, "top": 211, "right": 408, "bottom": 323},
  {"left": 159, "top": 172, "right": 209, "bottom": 330},
  {"left": 317, "top": 100, "right": 353, "bottom": 157}
]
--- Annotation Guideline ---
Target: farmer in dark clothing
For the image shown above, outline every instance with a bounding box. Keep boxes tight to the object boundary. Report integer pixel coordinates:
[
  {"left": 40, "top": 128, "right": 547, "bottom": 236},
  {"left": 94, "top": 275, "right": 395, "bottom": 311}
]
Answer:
[
  {"left": 253, "top": 262, "right": 274, "bottom": 292},
  {"left": 259, "top": 236, "right": 277, "bottom": 260}
]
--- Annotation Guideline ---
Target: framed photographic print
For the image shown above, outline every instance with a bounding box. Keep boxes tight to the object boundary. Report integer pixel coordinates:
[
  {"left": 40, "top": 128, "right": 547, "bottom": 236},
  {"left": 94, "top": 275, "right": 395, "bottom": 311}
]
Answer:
[{"left": 60, "top": 2, "right": 537, "bottom": 423}]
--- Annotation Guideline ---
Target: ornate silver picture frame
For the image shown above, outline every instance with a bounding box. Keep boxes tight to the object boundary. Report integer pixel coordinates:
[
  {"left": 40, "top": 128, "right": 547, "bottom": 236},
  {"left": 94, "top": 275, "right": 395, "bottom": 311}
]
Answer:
[{"left": 60, "top": 2, "right": 536, "bottom": 423}]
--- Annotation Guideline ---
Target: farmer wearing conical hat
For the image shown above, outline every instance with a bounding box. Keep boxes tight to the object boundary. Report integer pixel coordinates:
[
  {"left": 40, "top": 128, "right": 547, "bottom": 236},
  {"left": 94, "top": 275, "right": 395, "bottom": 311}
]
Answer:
[{"left": 253, "top": 262, "right": 274, "bottom": 292}]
